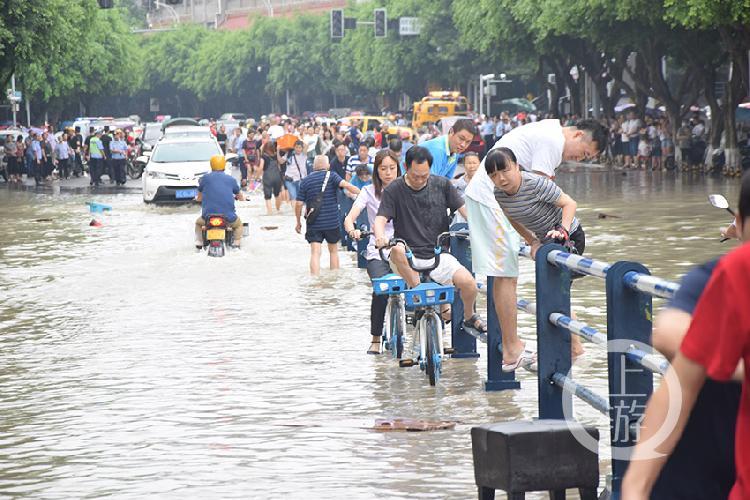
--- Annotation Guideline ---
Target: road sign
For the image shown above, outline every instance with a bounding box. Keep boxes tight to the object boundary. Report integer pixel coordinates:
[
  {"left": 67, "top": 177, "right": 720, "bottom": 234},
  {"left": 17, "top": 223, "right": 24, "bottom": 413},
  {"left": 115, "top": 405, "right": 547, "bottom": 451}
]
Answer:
[
  {"left": 6, "top": 89, "right": 21, "bottom": 103},
  {"left": 398, "top": 17, "right": 421, "bottom": 36}
]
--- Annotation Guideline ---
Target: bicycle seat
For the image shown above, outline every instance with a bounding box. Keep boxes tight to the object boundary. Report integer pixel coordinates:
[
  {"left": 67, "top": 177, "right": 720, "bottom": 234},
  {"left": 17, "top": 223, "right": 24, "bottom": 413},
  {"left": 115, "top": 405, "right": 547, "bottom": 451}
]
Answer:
[
  {"left": 372, "top": 274, "right": 406, "bottom": 296},
  {"left": 403, "top": 282, "right": 455, "bottom": 308}
]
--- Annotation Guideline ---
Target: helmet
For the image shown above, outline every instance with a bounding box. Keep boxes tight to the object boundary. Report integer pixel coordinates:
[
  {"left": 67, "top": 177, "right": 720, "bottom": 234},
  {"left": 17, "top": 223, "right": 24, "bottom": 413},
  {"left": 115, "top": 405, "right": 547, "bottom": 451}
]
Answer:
[{"left": 210, "top": 155, "right": 226, "bottom": 171}]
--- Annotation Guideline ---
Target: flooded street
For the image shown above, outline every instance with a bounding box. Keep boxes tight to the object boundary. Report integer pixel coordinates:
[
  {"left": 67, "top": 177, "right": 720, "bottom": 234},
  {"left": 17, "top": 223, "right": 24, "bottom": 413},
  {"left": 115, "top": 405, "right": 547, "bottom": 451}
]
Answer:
[{"left": 0, "top": 168, "right": 740, "bottom": 499}]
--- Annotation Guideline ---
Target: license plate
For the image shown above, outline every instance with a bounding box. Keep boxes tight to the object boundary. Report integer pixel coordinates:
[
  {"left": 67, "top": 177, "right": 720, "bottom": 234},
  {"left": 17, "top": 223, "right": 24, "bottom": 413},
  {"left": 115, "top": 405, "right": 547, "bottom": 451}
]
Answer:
[
  {"left": 175, "top": 188, "right": 197, "bottom": 199},
  {"left": 206, "top": 228, "right": 225, "bottom": 240}
]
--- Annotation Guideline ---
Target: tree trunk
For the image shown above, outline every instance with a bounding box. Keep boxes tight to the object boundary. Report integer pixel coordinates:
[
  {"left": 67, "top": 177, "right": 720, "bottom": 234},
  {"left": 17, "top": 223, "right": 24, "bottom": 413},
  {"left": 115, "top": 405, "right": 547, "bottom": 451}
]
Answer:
[{"left": 703, "top": 67, "right": 725, "bottom": 169}]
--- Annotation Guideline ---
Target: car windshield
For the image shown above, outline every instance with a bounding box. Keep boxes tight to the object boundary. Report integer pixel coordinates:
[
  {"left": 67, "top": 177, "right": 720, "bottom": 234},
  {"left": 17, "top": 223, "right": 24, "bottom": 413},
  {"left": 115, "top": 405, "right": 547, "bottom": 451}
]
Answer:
[{"left": 151, "top": 141, "right": 219, "bottom": 163}]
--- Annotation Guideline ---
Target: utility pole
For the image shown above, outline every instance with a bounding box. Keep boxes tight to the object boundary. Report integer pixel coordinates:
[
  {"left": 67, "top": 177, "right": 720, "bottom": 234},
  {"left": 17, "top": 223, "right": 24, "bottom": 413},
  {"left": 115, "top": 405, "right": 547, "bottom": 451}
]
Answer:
[{"left": 10, "top": 74, "right": 17, "bottom": 126}]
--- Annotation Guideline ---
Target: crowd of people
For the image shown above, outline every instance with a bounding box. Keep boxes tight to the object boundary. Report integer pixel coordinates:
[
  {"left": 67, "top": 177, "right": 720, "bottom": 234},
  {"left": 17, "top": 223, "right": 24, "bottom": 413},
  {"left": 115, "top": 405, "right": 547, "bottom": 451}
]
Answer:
[
  {"left": 1, "top": 124, "right": 134, "bottom": 186},
  {"left": 237, "top": 112, "right": 749, "bottom": 500}
]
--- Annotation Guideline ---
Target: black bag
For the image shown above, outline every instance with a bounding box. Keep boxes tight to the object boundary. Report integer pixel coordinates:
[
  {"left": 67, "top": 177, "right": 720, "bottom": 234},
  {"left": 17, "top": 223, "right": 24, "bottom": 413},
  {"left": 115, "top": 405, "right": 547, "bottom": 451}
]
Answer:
[{"left": 304, "top": 171, "right": 331, "bottom": 225}]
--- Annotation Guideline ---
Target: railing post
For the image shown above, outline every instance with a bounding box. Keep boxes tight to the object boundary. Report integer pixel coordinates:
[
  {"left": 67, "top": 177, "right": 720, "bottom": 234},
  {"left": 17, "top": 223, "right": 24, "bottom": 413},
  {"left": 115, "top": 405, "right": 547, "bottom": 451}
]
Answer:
[
  {"left": 356, "top": 214, "right": 369, "bottom": 269},
  {"left": 485, "top": 276, "right": 521, "bottom": 391},
  {"left": 449, "top": 222, "right": 479, "bottom": 358},
  {"left": 605, "top": 262, "right": 653, "bottom": 496},
  {"left": 535, "top": 243, "right": 572, "bottom": 419}
]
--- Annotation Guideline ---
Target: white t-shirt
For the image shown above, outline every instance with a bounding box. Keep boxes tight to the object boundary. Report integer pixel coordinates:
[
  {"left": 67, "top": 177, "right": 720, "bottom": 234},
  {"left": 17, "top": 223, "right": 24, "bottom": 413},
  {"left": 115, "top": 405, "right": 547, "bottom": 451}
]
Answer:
[
  {"left": 268, "top": 125, "right": 284, "bottom": 140},
  {"left": 494, "top": 119, "right": 565, "bottom": 178},
  {"left": 353, "top": 184, "right": 394, "bottom": 261},
  {"left": 621, "top": 119, "right": 641, "bottom": 142}
]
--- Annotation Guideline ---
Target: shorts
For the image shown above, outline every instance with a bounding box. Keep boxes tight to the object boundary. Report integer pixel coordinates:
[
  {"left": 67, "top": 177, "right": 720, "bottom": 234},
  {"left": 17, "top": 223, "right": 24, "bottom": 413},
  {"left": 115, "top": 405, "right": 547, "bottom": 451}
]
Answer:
[
  {"left": 406, "top": 253, "right": 464, "bottom": 286},
  {"left": 569, "top": 226, "right": 586, "bottom": 255},
  {"left": 305, "top": 228, "right": 340, "bottom": 244},
  {"left": 262, "top": 177, "right": 282, "bottom": 200},
  {"left": 628, "top": 140, "right": 639, "bottom": 157}
]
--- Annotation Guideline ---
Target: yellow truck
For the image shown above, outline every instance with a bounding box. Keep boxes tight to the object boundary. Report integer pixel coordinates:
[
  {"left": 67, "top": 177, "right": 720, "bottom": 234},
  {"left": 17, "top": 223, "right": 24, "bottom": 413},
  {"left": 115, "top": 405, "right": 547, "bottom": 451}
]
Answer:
[{"left": 411, "top": 91, "right": 470, "bottom": 129}]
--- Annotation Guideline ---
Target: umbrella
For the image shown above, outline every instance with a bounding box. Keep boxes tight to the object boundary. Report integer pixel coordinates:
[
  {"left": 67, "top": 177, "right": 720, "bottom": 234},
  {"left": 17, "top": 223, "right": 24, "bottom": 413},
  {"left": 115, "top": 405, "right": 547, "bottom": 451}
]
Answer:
[
  {"left": 497, "top": 98, "right": 537, "bottom": 113},
  {"left": 614, "top": 102, "right": 635, "bottom": 113}
]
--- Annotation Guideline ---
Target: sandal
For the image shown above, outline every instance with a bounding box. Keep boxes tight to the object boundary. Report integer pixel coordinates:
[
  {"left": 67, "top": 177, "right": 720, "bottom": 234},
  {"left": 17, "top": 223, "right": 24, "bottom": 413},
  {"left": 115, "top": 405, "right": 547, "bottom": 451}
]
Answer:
[
  {"left": 462, "top": 313, "right": 487, "bottom": 336},
  {"left": 367, "top": 341, "right": 381, "bottom": 355},
  {"left": 503, "top": 348, "right": 537, "bottom": 373}
]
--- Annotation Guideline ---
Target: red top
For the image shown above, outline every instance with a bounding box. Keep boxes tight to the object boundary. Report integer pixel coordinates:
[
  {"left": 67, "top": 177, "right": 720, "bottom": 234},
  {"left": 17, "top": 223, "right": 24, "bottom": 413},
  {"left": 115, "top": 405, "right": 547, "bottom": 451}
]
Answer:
[{"left": 681, "top": 242, "right": 750, "bottom": 500}]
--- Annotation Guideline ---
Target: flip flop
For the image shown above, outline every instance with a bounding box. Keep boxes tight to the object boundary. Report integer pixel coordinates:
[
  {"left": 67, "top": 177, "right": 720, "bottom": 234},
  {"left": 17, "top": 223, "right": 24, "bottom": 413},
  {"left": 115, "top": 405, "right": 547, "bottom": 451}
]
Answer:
[
  {"left": 527, "top": 351, "right": 581, "bottom": 373},
  {"left": 502, "top": 348, "right": 537, "bottom": 373}
]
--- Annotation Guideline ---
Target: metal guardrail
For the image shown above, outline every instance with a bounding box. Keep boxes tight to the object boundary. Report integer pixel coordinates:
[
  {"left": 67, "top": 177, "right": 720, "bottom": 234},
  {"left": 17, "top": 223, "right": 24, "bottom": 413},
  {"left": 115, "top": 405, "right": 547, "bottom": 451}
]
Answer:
[{"left": 450, "top": 234, "right": 680, "bottom": 496}]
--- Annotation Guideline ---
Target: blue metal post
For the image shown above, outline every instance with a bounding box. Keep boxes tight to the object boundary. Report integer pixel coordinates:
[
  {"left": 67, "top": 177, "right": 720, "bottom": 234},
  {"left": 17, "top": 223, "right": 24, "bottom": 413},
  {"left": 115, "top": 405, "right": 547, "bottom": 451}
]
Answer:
[
  {"left": 356, "top": 214, "right": 369, "bottom": 269},
  {"left": 449, "top": 222, "right": 479, "bottom": 358},
  {"left": 485, "top": 276, "right": 520, "bottom": 391},
  {"left": 535, "top": 243, "right": 572, "bottom": 419},
  {"left": 606, "top": 262, "right": 653, "bottom": 496}
]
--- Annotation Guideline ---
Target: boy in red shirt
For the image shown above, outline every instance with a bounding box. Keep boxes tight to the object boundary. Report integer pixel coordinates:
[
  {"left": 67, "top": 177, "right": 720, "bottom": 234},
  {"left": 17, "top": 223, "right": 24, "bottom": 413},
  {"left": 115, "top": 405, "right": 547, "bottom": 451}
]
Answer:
[{"left": 623, "top": 172, "right": 750, "bottom": 499}]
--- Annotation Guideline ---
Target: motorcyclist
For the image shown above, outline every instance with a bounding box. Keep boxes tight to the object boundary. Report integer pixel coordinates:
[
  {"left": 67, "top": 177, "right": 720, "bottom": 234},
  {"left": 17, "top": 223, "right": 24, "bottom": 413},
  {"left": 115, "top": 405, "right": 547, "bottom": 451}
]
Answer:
[{"left": 195, "top": 155, "right": 245, "bottom": 250}]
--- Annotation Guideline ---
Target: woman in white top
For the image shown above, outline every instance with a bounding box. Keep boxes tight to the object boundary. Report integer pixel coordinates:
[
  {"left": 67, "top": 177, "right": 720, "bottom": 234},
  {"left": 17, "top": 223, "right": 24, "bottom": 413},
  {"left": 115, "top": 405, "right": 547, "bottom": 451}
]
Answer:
[{"left": 344, "top": 149, "right": 400, "bottom": 355}]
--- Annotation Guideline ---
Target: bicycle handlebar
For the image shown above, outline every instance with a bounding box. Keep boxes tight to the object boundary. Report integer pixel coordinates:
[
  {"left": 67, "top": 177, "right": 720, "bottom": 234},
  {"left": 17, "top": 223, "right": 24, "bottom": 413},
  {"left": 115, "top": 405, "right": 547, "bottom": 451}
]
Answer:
[{"left": 377, "top": 231, "right": 465, "bottom": 273}]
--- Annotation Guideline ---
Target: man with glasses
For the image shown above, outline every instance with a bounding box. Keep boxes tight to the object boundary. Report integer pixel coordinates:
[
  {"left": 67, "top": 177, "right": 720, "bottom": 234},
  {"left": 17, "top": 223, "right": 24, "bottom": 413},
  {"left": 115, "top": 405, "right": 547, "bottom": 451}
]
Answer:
[
  {"left": 492, "top": 118, "right": 608, "bottom": 180},
  {"left": 420, "top": 118, "right": 478, "bottom": 179}
]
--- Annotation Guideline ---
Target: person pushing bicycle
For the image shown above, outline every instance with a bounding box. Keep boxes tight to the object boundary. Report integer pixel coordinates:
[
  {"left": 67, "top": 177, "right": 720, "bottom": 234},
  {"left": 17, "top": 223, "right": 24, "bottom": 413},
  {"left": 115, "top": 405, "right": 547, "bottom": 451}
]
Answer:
[{"left": 373, "top": 146, "right": 488, "bottom": 339}]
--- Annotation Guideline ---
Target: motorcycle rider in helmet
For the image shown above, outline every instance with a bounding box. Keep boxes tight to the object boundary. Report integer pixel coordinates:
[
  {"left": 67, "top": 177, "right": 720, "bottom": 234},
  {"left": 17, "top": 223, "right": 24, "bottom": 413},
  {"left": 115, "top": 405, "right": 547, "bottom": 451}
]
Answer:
[{"left": 195, "top": 155, "right": 245, "bottom": 249}]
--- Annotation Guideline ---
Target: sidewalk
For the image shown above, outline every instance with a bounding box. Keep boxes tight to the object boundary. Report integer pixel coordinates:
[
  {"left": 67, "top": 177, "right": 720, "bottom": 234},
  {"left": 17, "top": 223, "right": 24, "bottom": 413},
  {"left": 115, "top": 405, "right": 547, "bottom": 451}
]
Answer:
[{"left": 3, "top": 173, "right": 142, "bottom": 194}]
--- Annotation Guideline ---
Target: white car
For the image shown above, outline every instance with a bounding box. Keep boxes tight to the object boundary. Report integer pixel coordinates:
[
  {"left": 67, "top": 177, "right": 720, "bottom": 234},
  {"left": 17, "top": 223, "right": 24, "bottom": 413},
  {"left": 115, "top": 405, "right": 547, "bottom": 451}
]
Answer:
[
  {"left": 162, "top": 125, "right": 213, "bottom": 138},
  {"left": 141, "top": 136, "right": 236, "bottom": 203}
]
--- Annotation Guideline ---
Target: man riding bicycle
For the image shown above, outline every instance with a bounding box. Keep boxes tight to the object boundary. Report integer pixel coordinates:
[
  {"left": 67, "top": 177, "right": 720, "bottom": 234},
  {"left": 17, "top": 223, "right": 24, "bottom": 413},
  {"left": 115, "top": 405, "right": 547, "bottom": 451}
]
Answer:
[
  {"left": 194, "top": 155, "right": 245, "bottom": 249},
  {"left": 373, "top": 146, "right": 488, "bottom": 338}
]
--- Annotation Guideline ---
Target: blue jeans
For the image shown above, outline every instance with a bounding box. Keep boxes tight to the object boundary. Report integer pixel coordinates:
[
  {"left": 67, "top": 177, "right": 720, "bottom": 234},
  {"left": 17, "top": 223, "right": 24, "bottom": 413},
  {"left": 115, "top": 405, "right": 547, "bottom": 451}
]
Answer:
[{"left": 285, "top": 179, "right": 300, "bottom": 200}]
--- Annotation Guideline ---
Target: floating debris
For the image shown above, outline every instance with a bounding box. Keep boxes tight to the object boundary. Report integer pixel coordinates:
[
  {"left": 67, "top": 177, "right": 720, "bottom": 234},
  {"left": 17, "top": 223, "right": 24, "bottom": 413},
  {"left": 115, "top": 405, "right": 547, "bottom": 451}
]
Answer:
[
  {"left": 597, "top": 213, "right": 621, "bottom": 219},
  {"left": 260, "top": 226, "right": 279, "bottom": 231},
  {"left": 373, "top": 418, "right": 457, "bottom": 432},
  {"left": 33, "top": 218, "right": 53, "bottom": 222}
]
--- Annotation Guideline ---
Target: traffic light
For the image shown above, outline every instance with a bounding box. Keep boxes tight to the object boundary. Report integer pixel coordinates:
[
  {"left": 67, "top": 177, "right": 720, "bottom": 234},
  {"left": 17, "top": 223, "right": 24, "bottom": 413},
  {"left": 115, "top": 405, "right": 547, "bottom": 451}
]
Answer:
[
  {"left": 330, "top": 9, "right": 344, "bottom": 39},
  {"left": 97, "top": 0, "right": 114, "bottom": 8},
  {"left": 374, "top": 8, "right": 387, "bottom": 38}
]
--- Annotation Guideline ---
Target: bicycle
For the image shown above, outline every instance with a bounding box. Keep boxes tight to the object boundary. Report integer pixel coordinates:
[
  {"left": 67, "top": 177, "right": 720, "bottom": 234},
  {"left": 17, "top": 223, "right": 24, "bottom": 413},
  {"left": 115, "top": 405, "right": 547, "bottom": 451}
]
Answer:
[
  {"left": 375, "top": 233, "right": 456, "bottom": 386},
  {"left": 354, "top": 225, "right": 407, "bottom": 358}
]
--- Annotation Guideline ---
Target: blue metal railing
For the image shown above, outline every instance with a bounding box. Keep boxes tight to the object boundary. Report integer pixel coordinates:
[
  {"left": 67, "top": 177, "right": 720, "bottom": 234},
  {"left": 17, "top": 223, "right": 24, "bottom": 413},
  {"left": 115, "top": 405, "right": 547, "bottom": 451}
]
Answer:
[{"left": 449, "top": 236, "right": 679, "bottom": 497}]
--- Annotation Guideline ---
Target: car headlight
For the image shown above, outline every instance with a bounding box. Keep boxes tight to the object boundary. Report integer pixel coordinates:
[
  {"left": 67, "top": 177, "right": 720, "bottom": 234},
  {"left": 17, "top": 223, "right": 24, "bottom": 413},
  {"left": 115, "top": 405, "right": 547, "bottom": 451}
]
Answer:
[
  {"left": 142, "top": 144, "right": 152, "bottom": 151},
  {"left": 147, "top": 170, "right": 168, "bottom": 179}
]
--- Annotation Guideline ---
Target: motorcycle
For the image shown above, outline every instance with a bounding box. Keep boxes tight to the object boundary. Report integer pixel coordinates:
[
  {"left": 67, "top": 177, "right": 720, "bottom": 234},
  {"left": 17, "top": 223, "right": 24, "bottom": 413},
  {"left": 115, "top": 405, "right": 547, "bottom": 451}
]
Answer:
[
  {"left": 127, "top": 143, "right": 145, "bottom": 180},
  {"left": 201, "top": 214, "right": 235, "bottom": 257}
]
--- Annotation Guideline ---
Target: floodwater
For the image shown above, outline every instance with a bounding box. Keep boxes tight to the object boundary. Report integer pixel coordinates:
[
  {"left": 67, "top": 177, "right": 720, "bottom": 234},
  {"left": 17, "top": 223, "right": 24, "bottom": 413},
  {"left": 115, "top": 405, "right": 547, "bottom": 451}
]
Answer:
[{"left": 0, "top": 167, "right": 741, "bottom": 499}]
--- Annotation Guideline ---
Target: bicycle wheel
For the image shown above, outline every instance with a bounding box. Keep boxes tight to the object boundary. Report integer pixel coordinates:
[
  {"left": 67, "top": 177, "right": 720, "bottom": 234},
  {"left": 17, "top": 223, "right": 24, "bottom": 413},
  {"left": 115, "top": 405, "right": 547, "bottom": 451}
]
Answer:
[
  {"left": 388, "top": 297, "right": 404, "bottom": 359},
  {"left": 425, "top": 313, "right": 442, "bottom": 386}
]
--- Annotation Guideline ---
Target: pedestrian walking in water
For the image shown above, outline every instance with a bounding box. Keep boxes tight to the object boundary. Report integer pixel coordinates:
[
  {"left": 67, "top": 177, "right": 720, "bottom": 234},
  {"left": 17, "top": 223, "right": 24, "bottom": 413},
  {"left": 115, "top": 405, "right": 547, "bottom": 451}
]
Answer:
[
  {"left": 259, "top": 141, "right": 284, "bottom": 215},
  {"left": 296, "top": 154, "right": 360, "bottom": 275},
  {"left": 344, "top": 149, "right": 400, "bottom": 353}
]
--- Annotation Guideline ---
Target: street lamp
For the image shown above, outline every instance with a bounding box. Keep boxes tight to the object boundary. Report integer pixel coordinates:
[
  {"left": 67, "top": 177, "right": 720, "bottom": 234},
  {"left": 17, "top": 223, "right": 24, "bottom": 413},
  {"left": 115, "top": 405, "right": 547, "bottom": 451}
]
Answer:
[{"left": 478, "top": 73, "right": 495, "bottom": 117}]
